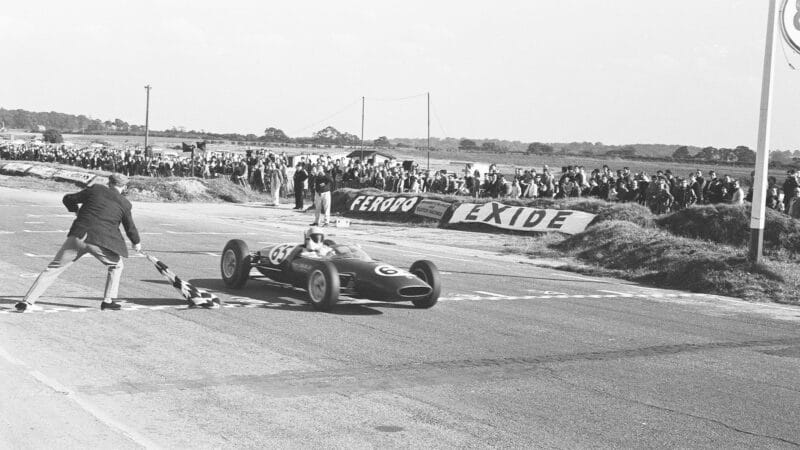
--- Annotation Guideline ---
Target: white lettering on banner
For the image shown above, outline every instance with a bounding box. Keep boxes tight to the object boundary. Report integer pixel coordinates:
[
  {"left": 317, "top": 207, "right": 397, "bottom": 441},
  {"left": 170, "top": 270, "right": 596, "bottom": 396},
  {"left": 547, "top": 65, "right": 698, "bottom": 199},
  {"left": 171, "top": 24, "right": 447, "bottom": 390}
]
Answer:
[
  {"left": 448, "top": 202, "right": 595, "bottom": 234},
  {"left": 413, "top": 199, "right": 451, "bottom": 220},
  {"left": 349, "top": 195, "right": 421, "bottom": 214}
]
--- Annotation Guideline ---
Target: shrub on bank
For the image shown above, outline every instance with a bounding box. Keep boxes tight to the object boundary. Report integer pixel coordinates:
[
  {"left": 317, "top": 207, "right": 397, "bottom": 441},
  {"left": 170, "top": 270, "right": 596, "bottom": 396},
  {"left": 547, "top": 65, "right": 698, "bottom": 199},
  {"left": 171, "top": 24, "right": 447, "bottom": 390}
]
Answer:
[
  {"left": 656, "top": 204, "right": 800, "bottom": 256},
  {"left": 553, "top": 220, "right": 799, "bottom": 304}
]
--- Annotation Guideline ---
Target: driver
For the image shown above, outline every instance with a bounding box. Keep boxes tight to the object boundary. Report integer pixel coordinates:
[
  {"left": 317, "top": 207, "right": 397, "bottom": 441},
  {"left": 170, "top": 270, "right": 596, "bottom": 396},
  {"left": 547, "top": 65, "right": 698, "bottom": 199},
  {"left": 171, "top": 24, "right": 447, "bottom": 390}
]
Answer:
[{"left": 302, "top": 226, "right": 332, "bottom": 257}]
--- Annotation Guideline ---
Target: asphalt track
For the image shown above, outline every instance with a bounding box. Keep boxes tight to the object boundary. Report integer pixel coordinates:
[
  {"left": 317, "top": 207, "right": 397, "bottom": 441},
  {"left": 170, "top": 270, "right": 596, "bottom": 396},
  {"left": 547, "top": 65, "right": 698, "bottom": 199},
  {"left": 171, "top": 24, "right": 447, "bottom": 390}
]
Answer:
[{"left": 1, "top": 186, "right": 799, "bottom": 448}]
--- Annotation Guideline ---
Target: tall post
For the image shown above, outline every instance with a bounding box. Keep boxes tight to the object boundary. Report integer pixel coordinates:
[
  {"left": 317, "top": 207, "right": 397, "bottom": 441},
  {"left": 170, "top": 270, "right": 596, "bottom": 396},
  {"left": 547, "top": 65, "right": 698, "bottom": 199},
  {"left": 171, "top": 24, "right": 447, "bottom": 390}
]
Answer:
[
  {"left": 360, "top": 96, "right": 365, "bottom": 162},
  {"left": 427, "top": 92, "right": 431, "bottom": 171},
  {"left": 144, "top": 85, "right": 151, "bottom": 161},
  {"left": 749, "top": 0, "right": 779, "bottom": 263}
]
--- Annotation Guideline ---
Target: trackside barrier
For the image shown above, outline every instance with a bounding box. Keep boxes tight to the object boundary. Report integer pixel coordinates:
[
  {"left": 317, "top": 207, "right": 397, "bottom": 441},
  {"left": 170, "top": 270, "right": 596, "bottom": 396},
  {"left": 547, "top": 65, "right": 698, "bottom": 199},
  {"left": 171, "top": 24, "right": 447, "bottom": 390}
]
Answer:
[
  {"left": 447, "top": 202, "right": 596, "bottom": 235},
  {"left": 0, "top": 162, "right": 33, "bottom": 175},
  {"left": 53, "top": 169, "right": 97, "bottom": 186},
  {"left": 26, "top": 166, "right": 60, "bottom": 179},
  {"left": 332, "top": 189, "right": 598, "bottom": 235}
]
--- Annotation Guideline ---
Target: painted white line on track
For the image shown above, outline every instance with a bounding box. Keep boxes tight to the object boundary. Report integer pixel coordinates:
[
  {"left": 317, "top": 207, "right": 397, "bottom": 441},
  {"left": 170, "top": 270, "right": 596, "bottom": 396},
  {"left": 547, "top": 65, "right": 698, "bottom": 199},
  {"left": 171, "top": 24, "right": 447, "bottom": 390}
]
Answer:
[
  {"left": 0, "top": 342, "right": 160, "bottom": 448},
  {"left": 474, "top": 291, "right": 512, "bottom": 298},
  {"left": 28, "top": 370, "right": 161, "bottom": 449},
  {"left": 203, "top": 252, "right": 220, "bottom": 257},
  {"left": 23, "top": 230, "right": 67, "bottom": 233},
  {"left": 24, "top": 221, "right": 45, "bottom": 224},
  {"left": 551, "top": 272, "right": 606, "bottom": 282},
  {"left": 26, "top": 214, "right": 74, "bottom": 218},
  {"left": 0, "top": 292, "right": 718, "bottom": 315},
  {"left": 24, "top": 253, "right": 51, "bottom": 258},
  {"left": 166, "top": 231, "right": 257, "bottom": 235},
  {"left": 141, "top": 232, "right": 163, "bottom": 235},
  {"left": 599, "top": 290, "right": 636, "bottom": 297},
  {"left": 0, "top": 231, "right": 15, "bottom": 234}
]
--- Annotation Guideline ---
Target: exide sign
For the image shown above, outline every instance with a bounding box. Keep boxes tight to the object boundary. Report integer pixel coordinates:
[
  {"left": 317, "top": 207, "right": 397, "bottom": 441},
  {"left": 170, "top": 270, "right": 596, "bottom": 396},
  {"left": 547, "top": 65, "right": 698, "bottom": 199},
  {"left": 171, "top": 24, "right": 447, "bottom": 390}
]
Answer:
[{"left": 448, "top": 202, "right": 595, "bottom": 234}]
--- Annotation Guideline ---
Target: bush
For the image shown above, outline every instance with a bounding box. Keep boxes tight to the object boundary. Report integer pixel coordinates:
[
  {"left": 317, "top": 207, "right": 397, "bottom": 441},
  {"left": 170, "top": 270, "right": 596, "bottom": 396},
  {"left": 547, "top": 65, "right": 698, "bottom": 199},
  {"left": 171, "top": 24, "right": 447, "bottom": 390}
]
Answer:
[
  {"left": 42, "top": 129, "right": 63, "bottom": 144},
  {"left": 553, "top": 220, "right": 799, "bottom": 304},
  {"left": 656, "top": 204, "right": 800, "bottom": 256}
]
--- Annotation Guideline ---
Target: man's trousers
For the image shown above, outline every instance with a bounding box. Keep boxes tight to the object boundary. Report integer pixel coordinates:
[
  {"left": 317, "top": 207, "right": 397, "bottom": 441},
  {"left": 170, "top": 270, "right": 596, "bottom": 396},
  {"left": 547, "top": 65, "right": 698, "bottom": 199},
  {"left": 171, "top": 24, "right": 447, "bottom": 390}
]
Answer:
[
  {"left": 314, "top": 191, "right": 331, "bottom": 225},
  {"left": 23, "top": 235, "right": 123, "bottom": 304}
]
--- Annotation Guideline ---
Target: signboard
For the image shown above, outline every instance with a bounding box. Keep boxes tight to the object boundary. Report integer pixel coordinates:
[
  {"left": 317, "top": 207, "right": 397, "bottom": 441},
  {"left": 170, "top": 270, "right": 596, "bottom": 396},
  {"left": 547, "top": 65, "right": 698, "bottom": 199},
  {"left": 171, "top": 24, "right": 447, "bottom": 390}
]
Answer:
[
  {"left": 53, "top": 170, "right": 97, "bottom": 186},
  {"left": 413, "top": 199, "right": 451, "bottom": 220},
  {"left": 26, "top": 166, "right": 59, "bottom": 179},
  {"left": 349, "top": 194, "right": 421, "bottom": 214},
  {"left": 0, "top": 162, "right": 33, "bottom": 174},
  {"left": 781, "top": 0, "right": 800, "bottom": 54},
  {"left": 448, "top": 202, "right": 595, "bottom": 234}
]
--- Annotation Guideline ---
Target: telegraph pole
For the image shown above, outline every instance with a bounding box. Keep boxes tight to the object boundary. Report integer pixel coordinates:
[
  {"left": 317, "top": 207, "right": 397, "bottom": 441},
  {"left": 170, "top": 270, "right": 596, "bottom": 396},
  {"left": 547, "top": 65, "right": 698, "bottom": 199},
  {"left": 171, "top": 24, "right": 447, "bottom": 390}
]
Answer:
[
  {"left": 749, "top": 0, "right": 779, "bottom": 263},
  {"left": 144, "top": 85, "right": 152, "bottom": 161},
  {"left": 360, "top": 96, "right": 365, "bottom": 162},
  {"left": 427, "top": 92, "right": 431, "bottom": 171}
]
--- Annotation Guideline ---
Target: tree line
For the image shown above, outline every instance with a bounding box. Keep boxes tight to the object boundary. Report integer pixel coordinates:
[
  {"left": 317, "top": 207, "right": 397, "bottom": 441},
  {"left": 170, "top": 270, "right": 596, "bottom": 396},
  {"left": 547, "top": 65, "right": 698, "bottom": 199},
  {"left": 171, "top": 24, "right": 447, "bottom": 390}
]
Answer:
[{"left": 3, "top": 107, "right": 799, "bottom": 166}]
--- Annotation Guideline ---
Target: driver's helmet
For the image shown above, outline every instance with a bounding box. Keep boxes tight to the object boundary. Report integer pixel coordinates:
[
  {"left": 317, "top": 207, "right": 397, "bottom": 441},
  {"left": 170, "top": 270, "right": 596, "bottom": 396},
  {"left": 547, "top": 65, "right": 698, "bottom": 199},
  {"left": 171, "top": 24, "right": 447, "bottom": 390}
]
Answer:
[{"left": 304, "top": 226, "right": 325, "bottom": 251}]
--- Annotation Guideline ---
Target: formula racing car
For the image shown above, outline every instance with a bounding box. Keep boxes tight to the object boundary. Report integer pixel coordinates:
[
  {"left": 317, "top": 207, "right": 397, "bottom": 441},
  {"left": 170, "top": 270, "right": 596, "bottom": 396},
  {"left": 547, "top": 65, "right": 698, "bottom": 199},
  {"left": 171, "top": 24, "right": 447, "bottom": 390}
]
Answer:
[{"left": 219, "top": 238, "right": 441, "bottom": 311}]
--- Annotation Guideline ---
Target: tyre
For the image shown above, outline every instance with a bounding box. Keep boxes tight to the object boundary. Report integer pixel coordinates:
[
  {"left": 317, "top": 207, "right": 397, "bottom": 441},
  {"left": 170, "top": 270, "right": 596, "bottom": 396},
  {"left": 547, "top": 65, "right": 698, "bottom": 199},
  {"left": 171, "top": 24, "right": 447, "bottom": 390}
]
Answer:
[
  {"left": 409, "top": 260, "right": 441, "bottom": 309},
  {"left": 306, "top": 261, "right": 340, "bottom": 311},
  {"left": 221, "top": 239, "right": 251, "bottom": 289}
]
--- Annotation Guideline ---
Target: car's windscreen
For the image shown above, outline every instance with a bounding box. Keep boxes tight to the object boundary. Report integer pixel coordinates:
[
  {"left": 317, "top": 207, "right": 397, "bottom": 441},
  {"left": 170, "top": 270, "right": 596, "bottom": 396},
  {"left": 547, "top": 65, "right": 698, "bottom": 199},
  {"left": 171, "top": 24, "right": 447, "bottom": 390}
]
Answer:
[{"left": 329, "top": 244, "right": 371, "bottom": 260}]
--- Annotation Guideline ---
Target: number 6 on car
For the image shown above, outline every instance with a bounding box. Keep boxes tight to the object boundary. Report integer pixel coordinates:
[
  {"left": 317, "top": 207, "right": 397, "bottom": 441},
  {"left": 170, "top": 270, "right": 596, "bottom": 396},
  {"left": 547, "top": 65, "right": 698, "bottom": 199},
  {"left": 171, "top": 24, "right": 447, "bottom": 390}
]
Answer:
[{"left": 220, "top": 238, "right": 441, "bottom": 311}]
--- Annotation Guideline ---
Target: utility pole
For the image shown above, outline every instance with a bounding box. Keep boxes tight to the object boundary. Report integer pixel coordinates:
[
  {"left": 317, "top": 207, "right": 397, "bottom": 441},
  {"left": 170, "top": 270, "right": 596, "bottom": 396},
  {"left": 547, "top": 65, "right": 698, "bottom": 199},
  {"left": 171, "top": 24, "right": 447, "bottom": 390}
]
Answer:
[
  {"left": 144, "top": 85, "right": 151, "bottom": 161},
  {"left": 749, "top": 0, "right": 778, "bottom": 263},
  {"left": 360, "top": 96, "right": 365, "bottom": 162},
  {"left": 427, "top": 92, "right": 431, "bottom": 171}
]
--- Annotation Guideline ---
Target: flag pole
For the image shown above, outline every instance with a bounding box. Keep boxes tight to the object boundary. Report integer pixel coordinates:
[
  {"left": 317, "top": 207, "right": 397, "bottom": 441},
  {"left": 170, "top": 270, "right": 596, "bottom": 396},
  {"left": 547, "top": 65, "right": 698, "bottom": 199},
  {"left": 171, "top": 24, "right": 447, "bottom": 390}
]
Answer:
[{"left": 749, "top": 0, "right": 779, "bottom": 263}]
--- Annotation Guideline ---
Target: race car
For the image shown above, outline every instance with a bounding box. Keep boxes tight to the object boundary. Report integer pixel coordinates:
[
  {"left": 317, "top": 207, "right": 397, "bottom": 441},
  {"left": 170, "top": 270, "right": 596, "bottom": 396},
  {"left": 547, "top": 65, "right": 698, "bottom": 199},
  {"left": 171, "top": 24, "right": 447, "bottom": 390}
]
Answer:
[{"left": 219, "top": 238, "right": 441, "bottom": 311}]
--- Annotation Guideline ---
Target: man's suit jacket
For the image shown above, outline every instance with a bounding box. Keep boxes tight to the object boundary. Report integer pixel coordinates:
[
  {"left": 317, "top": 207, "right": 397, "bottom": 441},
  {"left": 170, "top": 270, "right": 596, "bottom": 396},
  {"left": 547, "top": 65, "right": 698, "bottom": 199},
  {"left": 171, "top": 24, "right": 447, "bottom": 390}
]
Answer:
[{"left": 63, "top": 184, "right": 140, "bottom": 257}]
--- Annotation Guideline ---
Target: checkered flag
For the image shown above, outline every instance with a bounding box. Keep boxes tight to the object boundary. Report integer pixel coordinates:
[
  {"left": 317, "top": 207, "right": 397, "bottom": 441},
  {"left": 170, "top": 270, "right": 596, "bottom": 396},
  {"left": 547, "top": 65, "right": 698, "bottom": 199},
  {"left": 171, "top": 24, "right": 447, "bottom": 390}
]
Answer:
[{"left": 140, "top": 252, "right": 220, "bottom": 308}]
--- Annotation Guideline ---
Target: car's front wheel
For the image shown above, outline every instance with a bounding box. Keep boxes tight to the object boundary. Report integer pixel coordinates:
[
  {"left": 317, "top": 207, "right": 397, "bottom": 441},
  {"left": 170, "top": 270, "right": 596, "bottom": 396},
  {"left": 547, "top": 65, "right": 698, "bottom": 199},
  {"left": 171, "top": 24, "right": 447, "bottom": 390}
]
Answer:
[
  {"left": 307, "top": 261, "right": 340, "bottom": 311},
  {"left": 409, "top": 260, "right": 441, "bottom": 308},
  {"left": 221, "top": 239, "right": 251, "bottom": 288}
]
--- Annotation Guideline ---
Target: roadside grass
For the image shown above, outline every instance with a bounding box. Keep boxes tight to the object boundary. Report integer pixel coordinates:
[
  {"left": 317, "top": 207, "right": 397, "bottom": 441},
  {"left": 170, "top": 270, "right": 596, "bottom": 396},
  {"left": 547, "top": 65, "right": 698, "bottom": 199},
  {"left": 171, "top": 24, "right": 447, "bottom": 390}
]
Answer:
[
  {"left": 657, "top": 204, "right": 800, "bottom": 256},
  {"left": 125, "top": 177, "right": 272, "bottom": 203},
  {"left": 0, "top": 174, "right": 79, "bottom": 192},
  {"left": 506, "top": 220, "right": 799, "bottom": 305}
]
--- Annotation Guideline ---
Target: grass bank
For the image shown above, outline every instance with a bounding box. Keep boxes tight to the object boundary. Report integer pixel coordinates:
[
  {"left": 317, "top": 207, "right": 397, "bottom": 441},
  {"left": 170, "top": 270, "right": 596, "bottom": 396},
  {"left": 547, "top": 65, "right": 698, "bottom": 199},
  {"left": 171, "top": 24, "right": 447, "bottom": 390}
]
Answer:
[{"left": 504, "top": 206, "right": 800, "bottom": 304}]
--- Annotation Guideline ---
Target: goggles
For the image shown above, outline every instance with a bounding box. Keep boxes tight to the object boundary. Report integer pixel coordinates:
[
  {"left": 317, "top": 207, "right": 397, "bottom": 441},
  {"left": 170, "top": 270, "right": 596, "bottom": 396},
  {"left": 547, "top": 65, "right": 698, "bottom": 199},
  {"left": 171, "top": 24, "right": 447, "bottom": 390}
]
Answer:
[{"left": 309, "top": 234, "right": 324, "bottom": 243}]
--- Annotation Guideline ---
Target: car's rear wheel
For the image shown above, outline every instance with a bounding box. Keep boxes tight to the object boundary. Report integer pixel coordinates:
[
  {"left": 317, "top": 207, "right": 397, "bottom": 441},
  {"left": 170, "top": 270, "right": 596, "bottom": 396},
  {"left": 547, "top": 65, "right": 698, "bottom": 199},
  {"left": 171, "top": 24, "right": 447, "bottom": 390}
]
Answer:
[
  {"left": 307, "top": 261, "right": 339, "bottom": 311},
  {"left": 221, "top": 239, "right": 251, "bottom": 288},
  {"left": 409, "top": 260, "right": 441, "bottom": 309}
]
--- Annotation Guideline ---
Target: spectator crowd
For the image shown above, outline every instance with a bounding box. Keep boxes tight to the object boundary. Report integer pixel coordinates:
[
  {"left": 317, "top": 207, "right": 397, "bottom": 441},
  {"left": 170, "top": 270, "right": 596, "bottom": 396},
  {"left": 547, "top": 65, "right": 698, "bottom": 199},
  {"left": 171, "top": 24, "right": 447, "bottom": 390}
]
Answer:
[{"left": 2, "top": 141, "right": 799, "bottom": 218}]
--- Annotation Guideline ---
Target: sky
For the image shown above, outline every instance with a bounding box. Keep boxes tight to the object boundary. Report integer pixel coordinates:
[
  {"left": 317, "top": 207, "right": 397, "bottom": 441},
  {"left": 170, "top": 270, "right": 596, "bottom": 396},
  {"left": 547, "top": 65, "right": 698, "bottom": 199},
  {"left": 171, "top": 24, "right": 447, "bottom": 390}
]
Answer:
[{"left": 2, "top": 0, "right": 800, "bottom": 149}]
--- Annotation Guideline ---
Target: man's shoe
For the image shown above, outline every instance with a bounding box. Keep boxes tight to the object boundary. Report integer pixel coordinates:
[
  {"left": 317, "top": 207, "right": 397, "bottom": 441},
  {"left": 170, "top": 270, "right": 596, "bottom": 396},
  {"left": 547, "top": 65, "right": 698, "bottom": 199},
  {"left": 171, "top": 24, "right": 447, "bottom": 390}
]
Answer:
[
  {"left": 15, "top": 301, "right": 30, "bottom": 313},
  {"left": 309, "top": 222, "right": 318, "bottom": 226},
  {"left": 100, "top": 301, "right": 122, "bottom": 311}
]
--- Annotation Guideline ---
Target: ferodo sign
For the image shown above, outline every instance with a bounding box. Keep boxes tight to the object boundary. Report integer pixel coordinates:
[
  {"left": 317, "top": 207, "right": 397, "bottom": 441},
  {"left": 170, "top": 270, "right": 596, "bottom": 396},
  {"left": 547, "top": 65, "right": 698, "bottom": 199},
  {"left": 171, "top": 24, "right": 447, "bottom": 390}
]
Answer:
[
  {"left": 449, "top": 202, "right": 595, "bottom": 234},
  {"left": 349, "top": 195, "right": 421, "bottom": 214}
]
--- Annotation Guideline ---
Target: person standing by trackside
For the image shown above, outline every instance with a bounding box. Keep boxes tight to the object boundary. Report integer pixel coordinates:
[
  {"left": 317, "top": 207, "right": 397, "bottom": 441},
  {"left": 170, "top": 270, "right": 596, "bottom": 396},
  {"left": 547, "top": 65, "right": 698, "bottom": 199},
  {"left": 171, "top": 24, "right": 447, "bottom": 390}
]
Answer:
[
  {"left": 311, "top": 165, "right": 333, "bottom": 226},
  {"left": 293, "top": 161, "right": 308, "bottom": 210},
  {"left": 782, "top": 169, "right": 799, "bottom": 212},
  {"left": 16, "top": 174, "right": 141, "bottom": 312},
  {"left": 266, "top": 161, "right": 284, "bottom": 207}
]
